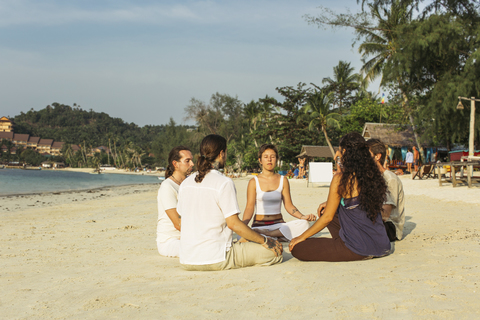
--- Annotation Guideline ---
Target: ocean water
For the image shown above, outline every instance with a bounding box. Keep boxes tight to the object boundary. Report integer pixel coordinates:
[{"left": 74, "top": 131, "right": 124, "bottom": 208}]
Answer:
[{"left": 0, "top": 169, "right": 161, "bottom": 196}]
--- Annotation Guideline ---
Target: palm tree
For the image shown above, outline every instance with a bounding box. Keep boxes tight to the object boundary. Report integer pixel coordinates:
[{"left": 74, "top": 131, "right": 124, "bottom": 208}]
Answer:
[
  {"left": 298, "top": 90, "right": 341, "bottom": 157},
  {"left": 355, "top": 1, "right": 423, "bottom": 154},
  {"left": 322, "top": 60, "right": 362, "bottom": 114},
  {"left": 244, "top": 101, "right": 261, "bottom": 147}
]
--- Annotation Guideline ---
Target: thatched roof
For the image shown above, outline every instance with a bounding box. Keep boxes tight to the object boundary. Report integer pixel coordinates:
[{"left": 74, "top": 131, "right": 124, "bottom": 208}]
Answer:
[
  {"left": 297, "top": 145, "right": 339, "bottom": 159},
  {"left": 362, "top": 123, "right": 420, "bottom": 147}
]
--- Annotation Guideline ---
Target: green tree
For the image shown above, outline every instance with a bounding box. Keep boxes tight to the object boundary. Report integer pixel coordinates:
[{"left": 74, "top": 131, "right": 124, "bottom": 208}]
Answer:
[
  {"left": 298, "top": 90, "right": 341, "bottom": 157},
  {"left": 322, "top": 60, "right": 362, "bottom": 114}
]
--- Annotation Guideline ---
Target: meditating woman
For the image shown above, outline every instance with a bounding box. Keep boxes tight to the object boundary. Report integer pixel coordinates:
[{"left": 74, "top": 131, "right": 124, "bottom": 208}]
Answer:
[
  {"left": 289, "top": 132, "right": 391, "bottom": 261},
  {"left": 242, "top": 144, "right": 316, "bottom": 241}
]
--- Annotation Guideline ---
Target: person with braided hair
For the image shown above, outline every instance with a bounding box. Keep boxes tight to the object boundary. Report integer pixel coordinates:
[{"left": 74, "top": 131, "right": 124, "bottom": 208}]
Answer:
[
  {"left": 289, "top": 132, "right": 391, "bottom": 262},
  {"left": 156, "top": 146, "right": 194, "bottom": 258},
  {"left": 178, "top": 134, "right": 283, "bottom": 271}
]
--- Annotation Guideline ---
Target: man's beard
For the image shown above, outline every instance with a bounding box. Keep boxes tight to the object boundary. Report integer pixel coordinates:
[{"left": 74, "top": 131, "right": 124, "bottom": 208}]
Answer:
[{"left": 212, "top": 160, "right": 225, "bottom": 170}]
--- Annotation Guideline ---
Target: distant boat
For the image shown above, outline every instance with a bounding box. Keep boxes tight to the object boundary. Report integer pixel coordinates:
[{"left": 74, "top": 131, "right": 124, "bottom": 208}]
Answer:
[
  {"left": 0, "top": 165, "right": 4, "bottom": 169},
  {"left": 23, "top": 166, "right": 42, "bottom": 170},
  {"left": 158, "top": 176, "right": 165, "bottom": 181}
]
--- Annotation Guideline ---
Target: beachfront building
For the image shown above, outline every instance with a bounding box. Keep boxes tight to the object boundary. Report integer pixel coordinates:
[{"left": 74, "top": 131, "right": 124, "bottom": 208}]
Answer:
[
  {"left": 0, "top": 116, "right": 14, "bottom": 132},
  {"left": 37, "top": 139, "right": 54, "bottom": 154},
  {"left": 27, "top": 136, "right": 41, "bottom": 149},
  {"left": 362, "top": 123, "right": 418, "bottom": 147},
  {"left": 1, "top": 145, "right": 16, "bottom": 154},
  {"left": 13, "top": 133, "right": 29, "bottom": 149},
  {"left": 0, "top": 117, "right": 77, "bottom": 158},
  {"left": 296, "top": 145, "right": 339, "bottom": 160},
  {"left": 0, "top": 131, "right": 14, "bottom": 142},
  {"left": 361, "top": 122, "right": 444, "bottom": 165},
  {"left": 50, "top": 142, "right": 65, "bottom": 156}
]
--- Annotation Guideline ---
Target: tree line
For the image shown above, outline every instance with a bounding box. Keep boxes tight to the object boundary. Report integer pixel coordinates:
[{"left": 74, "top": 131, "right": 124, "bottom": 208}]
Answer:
[{"left": 4, "top": 0, "right": 478, "bottom": 169}]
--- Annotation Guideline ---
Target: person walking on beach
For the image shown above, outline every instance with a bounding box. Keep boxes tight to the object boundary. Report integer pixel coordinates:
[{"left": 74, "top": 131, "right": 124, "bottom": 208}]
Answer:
[
  {"left": 178, "top": 134, "right": 282, "bottom": 271},
  {"left": 405, "top": 148, "right": 414, "bottom": 173},
  {"left": 289, "top": 132, "right": 391, "bottom": 262},
  {"left": 367, "top": 139, "right": 405, "bottom": 242},
  {"left": 156, "top": 146, "right": 194, "bottom": 258},
  {"left": 242, "top": 144, "right": 316, "bottom": 242}
]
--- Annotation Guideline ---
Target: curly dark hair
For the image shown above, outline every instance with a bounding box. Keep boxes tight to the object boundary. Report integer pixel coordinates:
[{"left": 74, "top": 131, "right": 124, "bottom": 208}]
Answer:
[
  {"left": 337, "top": 132, "right": 387, "bottom": 222},
  {"left": 195, "top": 134, "right": 227, "bottom": 183}
]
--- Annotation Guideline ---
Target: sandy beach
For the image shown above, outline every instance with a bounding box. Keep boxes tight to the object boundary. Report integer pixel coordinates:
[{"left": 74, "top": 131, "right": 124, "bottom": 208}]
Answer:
[{"left": 1, "top": 175, "right": 479, "bottom": 319}]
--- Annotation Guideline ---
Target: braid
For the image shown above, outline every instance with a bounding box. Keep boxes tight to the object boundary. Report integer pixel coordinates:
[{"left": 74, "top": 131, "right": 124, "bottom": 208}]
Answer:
[{"left": 195, "top": 134, "right": 227, "bottom": 183}]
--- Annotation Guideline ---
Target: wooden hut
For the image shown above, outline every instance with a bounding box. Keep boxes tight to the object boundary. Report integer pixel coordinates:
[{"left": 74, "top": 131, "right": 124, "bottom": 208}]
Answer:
[
  {"left": 362, "top": 123, "right": 419, "bottom": 147},
  {"left": 296, "top": 145, "right": 339, "bottom": 160}
]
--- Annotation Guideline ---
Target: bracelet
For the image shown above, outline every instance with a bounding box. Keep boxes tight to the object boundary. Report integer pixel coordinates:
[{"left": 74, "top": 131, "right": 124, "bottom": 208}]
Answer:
[{"left": 263, "top": 235, "right": 268, "bottom": 245}]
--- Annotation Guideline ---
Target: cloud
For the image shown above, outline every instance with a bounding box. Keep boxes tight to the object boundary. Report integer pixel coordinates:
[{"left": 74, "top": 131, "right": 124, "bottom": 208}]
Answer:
[
  {"left": 0, "top": 0, "right": 206, "bottom": 27},
  {"left": 0, "top": 0, "right": 336, "bottom": 28}
]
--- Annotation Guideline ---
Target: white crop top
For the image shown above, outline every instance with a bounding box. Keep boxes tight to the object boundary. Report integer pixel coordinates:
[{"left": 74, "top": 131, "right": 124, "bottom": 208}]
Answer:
[{"left": 254, "top": 176, "right": 283, "bottom": 215}]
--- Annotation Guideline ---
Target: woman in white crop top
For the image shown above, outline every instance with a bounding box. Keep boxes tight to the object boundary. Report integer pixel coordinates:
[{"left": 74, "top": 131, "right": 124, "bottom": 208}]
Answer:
[{"left": 242, "top": 144, "right": 316, "bottom": 241}]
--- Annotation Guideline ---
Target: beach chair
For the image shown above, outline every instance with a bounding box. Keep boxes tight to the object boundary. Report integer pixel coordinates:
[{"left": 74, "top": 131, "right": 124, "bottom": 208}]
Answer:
[
  {"left": 421, "top": 164, "right": 434, "bottom": 179},
  {"left": 412, "top": 164, "right": 432, "bottom": 180},
  {"left": 412, "top": 165, "right": 423, "bottom": 179}
]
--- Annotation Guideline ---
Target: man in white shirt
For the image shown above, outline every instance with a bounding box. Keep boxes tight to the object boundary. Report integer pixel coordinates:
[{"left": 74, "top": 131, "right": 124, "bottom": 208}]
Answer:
[
  {"left": 178, "top": 134, "right": 283, "bottom": 271},
  {"left": 367, "top": 139, "right": 406, "bottom": 241},
  {"left": 156, "top": 146, "right": 194, "bottom": 257}
]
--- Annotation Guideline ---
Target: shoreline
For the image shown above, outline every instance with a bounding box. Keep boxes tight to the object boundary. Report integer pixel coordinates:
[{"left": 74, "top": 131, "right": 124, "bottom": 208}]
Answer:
[
  {"left": 0, "top": 183, "right": 159, "bottom": 213},
  {"left": 0, "top": 182, "right": 162, "bottom": 199},
  {"left": 63, "top": 167, "right": 166, "bottom": 177}
]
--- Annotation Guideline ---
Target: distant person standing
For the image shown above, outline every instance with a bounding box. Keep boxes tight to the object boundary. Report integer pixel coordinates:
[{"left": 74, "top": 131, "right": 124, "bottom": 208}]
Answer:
[
  {"left": 413, "top": 146, "right": 420, "bottom": 173},
  {"left": 405, "top": 148, "right": 414, "bottom": 173},
  {"left": 156, "top": 146, "right": 194, "bottom": 258},
  {"left": 298, "top": 158, "right": 306, "bottom": 179},
  {"left": 367, "top": 139, "right": 406, "bottom": 241},
  {"left": 178, "top": 134, "right": 282, "bottom": 271}
]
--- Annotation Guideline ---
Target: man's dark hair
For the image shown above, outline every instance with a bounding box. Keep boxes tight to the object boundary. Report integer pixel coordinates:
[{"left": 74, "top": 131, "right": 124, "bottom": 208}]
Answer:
[
  {"left": 366, "top": 139, "right": 386, "bottom": 165},
  {"left": 165, "top": 146, "right": 191, "bottom": 179},
  {"left": 195, "top": 134, "right": 227, "bottom": 183}
]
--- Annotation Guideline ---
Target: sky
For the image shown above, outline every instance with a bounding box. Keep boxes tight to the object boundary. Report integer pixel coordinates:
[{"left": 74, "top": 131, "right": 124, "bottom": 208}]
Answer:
[{"left": 0, "top": 0, "right": 378, "bottom": 127}]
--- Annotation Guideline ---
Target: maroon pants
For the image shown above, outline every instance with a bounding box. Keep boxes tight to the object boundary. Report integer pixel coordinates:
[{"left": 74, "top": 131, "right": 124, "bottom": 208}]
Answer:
[{"left": 291, "top": 214, "right": 368, "bottom": 262}]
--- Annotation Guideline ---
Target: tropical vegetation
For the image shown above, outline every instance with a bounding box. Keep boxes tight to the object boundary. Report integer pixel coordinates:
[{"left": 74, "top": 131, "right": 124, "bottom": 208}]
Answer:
[{"left": 3, "top": 0, "right": 478, "bottom": 169}]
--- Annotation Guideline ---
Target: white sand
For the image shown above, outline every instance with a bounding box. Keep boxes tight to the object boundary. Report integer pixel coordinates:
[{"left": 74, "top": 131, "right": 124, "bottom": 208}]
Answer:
[{"left": 1, "top": 175, "right": 479, "bottom": 319}]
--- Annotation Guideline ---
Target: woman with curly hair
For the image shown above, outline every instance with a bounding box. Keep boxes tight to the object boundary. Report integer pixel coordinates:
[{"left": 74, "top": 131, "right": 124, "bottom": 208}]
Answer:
[{"left": 289, "top": 132, "right": 391, "bottom": 261}]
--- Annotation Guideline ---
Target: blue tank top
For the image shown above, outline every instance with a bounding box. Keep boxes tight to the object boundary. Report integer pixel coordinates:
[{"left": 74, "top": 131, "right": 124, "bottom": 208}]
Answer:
[{"left": 338, "top": 196, "right": 391, "bottom": 257}]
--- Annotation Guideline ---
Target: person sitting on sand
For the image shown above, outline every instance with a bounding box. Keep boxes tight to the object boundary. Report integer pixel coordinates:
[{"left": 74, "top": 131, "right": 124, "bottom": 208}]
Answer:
[
  {"left": 156, "top": 146, "right": 194, "bottom": 258},
  {"left": 178, "top": 135, "right": 282, "bottom": 271},
  {"left": 289, "top": 132, "right": 391, "bottom": 262},
  {"left": 242, "top": 144, "right": 316, "bottom": 242},
  {"left": 367, "top": 139, "right": 405, "bottom": 242}
]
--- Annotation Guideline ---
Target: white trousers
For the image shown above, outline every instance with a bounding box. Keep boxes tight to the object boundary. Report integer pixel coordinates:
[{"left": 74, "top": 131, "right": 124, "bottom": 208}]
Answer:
[
  {"left": 252, "top": 219, "right": 310, "bottom": 241},
  {"left": 157, "top": 238, "right": 180, "bottom": 258}
]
